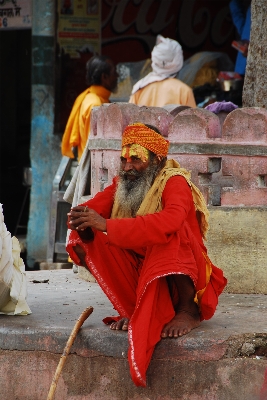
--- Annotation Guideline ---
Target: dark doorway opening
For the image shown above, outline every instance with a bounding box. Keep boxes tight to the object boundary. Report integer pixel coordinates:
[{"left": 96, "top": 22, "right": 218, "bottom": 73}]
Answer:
[{"left": 0, "top": 29, "right": 31, "bottom": 241}]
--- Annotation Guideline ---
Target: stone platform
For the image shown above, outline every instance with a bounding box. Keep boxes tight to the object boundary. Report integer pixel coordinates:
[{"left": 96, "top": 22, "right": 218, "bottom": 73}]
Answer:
[{"left": 1, "top": 270, "right": 267, "bottom": 400}]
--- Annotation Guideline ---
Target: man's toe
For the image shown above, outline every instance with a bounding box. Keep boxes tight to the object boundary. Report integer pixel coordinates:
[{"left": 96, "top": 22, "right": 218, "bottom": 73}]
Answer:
[
  {"left": 173, "top": 329, "right": 179, "bottom": 338},
  {"left": 161, "top": 328, "right": 168, "bottom": 338},
  {"left": 178, "top": 327, "right": 189, "bottom": 336},
  {"left": 122, "top": 319, "right": 128, "bottom": 330},
  {"left": 168, "top": 327, "right": 175, "bottom": 337}
]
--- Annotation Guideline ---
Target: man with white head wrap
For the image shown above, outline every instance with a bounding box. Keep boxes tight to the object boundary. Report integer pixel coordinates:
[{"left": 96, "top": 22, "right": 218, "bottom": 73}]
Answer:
[{"left": 129, "top": 35, "right": 196, "bottom": 108}]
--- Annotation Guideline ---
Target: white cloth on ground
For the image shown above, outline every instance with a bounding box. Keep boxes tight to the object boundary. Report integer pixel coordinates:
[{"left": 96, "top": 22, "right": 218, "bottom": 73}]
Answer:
[
  {"left": 131, "top": 35, "right": 184, "bottom": 94},
  {"left": 0, "top": 204, "right": 31, "bottom": 315}
]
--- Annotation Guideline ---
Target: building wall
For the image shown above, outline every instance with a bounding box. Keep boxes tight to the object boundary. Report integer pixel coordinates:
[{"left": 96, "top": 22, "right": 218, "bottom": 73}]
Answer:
[{"left": 27, "top": 1, "right": 61, "bottom": 267}]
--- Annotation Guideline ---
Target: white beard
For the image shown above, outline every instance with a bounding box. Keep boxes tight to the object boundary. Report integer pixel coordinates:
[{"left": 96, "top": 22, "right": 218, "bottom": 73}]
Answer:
[{"left": 115, "top": 162, "right": 160, "bottom": 217}]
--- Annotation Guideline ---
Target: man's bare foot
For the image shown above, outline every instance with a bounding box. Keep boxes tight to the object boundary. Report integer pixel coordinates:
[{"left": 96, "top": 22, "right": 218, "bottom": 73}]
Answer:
[
  {"left": 161, "top": 308, "right": 200, "bottom": 338},
  {"left": 110, "top": 318, "right": 129, "bottom": 331}
]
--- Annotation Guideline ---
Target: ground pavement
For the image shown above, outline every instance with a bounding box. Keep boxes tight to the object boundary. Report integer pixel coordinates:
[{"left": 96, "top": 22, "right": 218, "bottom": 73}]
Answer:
[{"left": 1, "top": 269, "right": 267, "bottom": 400}]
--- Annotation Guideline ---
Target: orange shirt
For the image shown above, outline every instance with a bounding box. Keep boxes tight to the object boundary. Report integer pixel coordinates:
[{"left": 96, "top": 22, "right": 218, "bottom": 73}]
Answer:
[
  {"left": 129, "top": 78, "right": 196, "bottom": 108},
  {"left": 61, "top": 85, "right": 111, "bottom": 160}
]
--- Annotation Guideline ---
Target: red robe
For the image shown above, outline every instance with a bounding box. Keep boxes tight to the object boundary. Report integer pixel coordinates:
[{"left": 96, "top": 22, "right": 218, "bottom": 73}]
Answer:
[{"left": 67, "top": 175, "right": 227, "bottom": 387}]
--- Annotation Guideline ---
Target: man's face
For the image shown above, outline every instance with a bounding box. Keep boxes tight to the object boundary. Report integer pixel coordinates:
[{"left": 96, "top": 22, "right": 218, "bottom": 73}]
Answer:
[
  {"left": 102, "top": 60, "right": 118, "bottom": 92},
  {"left": 120, "top": 155, "right": 150, "bottom": 180},
  {"left": 116, "top": 151, "right": 160, "bottom": 217},
  {"left": 120, "top": 143, "right": 150, "bottom": 181}
]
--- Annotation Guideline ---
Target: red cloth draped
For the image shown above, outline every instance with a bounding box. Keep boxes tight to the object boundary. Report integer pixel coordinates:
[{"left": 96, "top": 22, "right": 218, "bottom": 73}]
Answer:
[{"left": 67, "top": 176, "right": 227, "bottom": 387}]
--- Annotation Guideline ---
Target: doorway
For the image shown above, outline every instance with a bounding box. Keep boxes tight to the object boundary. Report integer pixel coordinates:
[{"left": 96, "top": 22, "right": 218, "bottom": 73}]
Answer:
[{"left": 0, "top": 29, "right": 31, "bottom": 239}]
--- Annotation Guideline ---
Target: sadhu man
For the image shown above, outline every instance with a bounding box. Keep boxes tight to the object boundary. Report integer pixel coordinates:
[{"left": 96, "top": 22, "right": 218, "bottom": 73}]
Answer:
[{"left": 66, "top": 123, "right": 227, "bottom": 387}]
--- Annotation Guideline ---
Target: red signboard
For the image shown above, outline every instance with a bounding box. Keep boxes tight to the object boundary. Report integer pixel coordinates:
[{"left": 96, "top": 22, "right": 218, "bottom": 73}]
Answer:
[{"left": 101, "top": 0, "right": 236, "bottom": 63}]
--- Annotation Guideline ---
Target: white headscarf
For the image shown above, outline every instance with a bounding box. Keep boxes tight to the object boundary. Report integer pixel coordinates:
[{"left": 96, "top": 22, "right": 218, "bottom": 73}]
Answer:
[{"left": 131, "top": 35, "right": 184, "bottom": 94}]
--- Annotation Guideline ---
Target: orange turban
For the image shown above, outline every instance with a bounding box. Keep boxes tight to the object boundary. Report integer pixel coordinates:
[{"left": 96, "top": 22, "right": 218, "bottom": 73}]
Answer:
[{"left": 122, "top": 123, "right": 169, "bottom": 157}]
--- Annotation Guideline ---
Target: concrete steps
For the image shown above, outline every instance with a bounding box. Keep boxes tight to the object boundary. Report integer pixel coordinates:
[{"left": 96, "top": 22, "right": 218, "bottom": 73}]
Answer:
[{"left": 1, "top": 270, "right": 267, "bottom": 400}]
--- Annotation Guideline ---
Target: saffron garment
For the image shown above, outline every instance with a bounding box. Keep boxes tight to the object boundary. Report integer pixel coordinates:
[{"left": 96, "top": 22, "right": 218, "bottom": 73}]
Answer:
[
  {"left": 129, "top": 78, "right": 196, "bottom": 108},
  {"left": 61, "top": 85, "right": 111, "bottom": 160},
  {"left": 67, "top": 172, "right": 226, "bottom": 387}
]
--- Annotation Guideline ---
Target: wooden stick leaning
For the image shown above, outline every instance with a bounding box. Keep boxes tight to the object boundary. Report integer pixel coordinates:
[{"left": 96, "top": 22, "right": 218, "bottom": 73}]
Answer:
[{"left": 47, "top": 306, "right": 94, "bottom": 400}]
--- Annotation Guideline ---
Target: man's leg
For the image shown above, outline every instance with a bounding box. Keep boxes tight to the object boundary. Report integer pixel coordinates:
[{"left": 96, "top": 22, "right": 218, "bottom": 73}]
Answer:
[
  {"left": 74, "top": 244, "right": 130, "bottom": 330},
  {"left": 72, "top": 233, "right": 142, "bottom": 326},
  {"left": 73, "top": 244, "right": 87, "bottom": 268},
  {"left": 161, "top": 274, "right": 200, "bottom": 338}
]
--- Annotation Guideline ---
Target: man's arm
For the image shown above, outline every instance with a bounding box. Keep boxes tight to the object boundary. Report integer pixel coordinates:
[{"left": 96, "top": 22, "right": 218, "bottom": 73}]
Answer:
[
  {"left": 66, "top": 179, "right": 116, "bottom": 266},
  {"left": 67, "top": 177, "right": 117, "bottom": 239},
  {"left": 79, "top": 176, "right": 117, "bottom": 218}
]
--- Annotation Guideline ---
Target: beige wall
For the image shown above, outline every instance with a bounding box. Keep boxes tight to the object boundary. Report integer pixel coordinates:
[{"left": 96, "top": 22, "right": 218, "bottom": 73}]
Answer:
[{"left": 207, "top": 207, "right": 267, "bottom": 294}]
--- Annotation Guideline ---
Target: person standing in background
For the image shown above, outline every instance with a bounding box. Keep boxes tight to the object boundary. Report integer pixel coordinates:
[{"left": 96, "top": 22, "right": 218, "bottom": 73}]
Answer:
[
  {"left": 129, "top": 35, "right": 196, "bottom": 108},
  {"left": 61, "top": 55, "right": 118, "bottom": 161},
  {"left": 229, "top": 0, "right": 251, "bottom": 76}
]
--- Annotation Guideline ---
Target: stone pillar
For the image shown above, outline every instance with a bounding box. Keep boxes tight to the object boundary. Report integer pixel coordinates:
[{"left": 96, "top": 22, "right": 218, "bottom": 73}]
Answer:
[{"left": 27, "top": 1, "right": 61, "bottom": 268}]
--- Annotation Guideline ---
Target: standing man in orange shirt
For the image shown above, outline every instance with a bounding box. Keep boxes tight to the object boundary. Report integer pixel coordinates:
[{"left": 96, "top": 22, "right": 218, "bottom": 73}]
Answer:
[
  {"left": 129, "top": 35, "right": 196, "bottom": 108},
  {"left": 61, "top": 55, "right": 118, "bottom": 161}
]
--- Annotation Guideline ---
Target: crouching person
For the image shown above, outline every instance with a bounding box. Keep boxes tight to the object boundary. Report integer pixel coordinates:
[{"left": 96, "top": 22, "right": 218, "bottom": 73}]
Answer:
[{"left": 66, "top": 122, "right": 227, "bottom": 387}]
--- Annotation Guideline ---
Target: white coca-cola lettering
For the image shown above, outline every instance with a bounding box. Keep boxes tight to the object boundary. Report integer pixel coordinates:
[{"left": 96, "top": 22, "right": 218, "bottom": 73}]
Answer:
[
  {"left": 111, "top": 0, "right": 132, "bottom": 33},
  {"left": 103, "top": 0, "right": 173, "bottom": 34},
  {"left": 211, "top": 6, "right": 233, "bottom": 45},
  {"left": 135, "top": 0, "right": 173, "bottom": 34},
  {"left": 178, "top": 1, "right": 210, "bottom": 47},
  {"left": 102, "top": 0, "right": 119, "bottom": 29},
  {"left": 102, "top": 0, "right": 233, "bottom": 51}
]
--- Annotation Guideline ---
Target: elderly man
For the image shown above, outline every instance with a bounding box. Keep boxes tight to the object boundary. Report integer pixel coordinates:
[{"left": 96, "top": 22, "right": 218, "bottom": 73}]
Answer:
[
  {"left": 66, "top": 123, "right": 226, "bottom": 387},
  {"left": 129, "top": 35, "right": 196, "bottom": 108},
  {"left": 61, "top": 55, "right": 118, "bottom": 160}
]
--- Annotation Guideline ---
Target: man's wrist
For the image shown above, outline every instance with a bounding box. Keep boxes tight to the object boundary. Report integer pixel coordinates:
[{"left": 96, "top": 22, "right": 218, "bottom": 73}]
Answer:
[{"left": 78, "top": 227, "right": 94, "bottom": 241}]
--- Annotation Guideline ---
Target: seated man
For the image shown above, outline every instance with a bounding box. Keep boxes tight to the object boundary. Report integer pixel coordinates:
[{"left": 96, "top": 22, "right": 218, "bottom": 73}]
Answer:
[{"left": 66, "top": 123, "right": 227, "bottom": 387}]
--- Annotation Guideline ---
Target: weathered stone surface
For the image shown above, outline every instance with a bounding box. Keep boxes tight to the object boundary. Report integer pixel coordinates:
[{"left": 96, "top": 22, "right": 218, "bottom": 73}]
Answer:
[
  {"left": 78, "top": 266, "right": 96, "bottom": 283},
  {"left": 1, "top": 271, "right": 267, "bottom": 400},
  {"left": 91, "top": 103, "right": 124, "bottom": 139},
  {"left": 129, "top": 105, "right": 174, "bottom": 137},
  {"left": 168, "top": 108, "right": 222, "bottom": 141},
  {"left": 1, "top": 350, "right": 266, "bottom": 400},
  {"left": 243, "top": 0, "right": 267, "bottom": 108},
  {"left": 223, "top": 107, "right": 267, "bottom": 143},
  {"left": 207, "top": 207, "right": 267, "bottom": 294},
  {"left": 90, "top": 104, "right": 267, "bottom": 205}
]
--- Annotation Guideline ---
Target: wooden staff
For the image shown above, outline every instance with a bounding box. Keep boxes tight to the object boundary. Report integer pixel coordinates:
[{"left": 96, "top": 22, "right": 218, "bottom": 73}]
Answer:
[{"left": 47, "top": 306, "right": 94, "bottom": 400}]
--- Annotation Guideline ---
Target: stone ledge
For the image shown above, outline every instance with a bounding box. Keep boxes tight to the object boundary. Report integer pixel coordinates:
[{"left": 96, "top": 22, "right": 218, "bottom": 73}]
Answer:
[{"left": 1, "top": 270, "right": 267, "bottom": 399}]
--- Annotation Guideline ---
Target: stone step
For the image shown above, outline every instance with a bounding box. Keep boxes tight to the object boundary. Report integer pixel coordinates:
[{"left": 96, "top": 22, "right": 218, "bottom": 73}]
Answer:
[{"left": 0, "top": 270, "right": 267, "bottom": 400}]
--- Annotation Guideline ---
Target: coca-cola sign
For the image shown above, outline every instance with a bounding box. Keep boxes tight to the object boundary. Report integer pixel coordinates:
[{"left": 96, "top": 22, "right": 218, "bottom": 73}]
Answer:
[{"left": 102, "top": 0, "right": 235, "bottom": 62}]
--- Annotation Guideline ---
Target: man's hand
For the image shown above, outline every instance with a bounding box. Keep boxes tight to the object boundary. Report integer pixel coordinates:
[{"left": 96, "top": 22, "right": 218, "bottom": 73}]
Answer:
[{"left": 68, "top": 206, "right": 107, "bottom": 232}]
